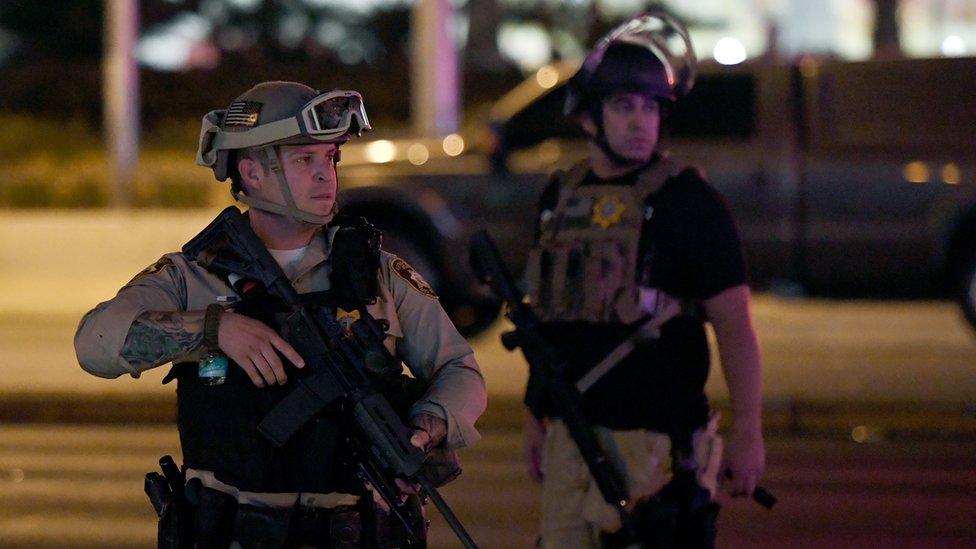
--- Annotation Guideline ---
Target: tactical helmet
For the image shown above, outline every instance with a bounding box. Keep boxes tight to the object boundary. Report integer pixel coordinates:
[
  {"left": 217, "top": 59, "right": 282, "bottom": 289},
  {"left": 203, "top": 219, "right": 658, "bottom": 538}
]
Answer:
[
  {"left": 565, "top": 12, "right": 697, "bottom": 116},
  {"left": 196, "top": 81, "right": 371, "bottom": 224}
]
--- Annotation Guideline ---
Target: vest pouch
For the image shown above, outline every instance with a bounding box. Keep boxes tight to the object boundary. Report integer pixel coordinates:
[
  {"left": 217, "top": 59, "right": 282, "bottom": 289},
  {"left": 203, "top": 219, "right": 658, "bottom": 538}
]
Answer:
[
  {"left": 559, "top": 245, "right": 585, "bottom": 319},
  {"left": 526, "top": 243, "right": 584, "bottom": 322},
  {"left": 176, "top": 360, "right": 348, "bottom": 494},
  {"left": 174, "top": 363, "right": 268, "bottom": 488},
  {"left": 581, "top": 239, "right": 632, "bottom": 322}
]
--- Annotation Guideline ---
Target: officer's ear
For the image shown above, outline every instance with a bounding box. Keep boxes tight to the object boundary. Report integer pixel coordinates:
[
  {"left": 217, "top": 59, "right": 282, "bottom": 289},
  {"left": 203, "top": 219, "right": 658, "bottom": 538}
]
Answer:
[{"left": 237, "top": 155, "right": 266, "bottom": 193}]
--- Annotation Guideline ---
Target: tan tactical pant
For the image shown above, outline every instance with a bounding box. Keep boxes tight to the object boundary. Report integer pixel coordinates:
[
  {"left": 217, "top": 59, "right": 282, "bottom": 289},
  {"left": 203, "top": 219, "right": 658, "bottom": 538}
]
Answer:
[{"left": 539, "top": 417, "right": 722, "bottom": 549}]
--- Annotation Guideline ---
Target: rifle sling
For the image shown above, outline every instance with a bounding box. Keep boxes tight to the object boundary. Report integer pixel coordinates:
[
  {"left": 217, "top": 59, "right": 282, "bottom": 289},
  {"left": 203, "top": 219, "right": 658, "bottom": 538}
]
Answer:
[{"left": 574, "top": 315, "right": 658, "bottom": 394}]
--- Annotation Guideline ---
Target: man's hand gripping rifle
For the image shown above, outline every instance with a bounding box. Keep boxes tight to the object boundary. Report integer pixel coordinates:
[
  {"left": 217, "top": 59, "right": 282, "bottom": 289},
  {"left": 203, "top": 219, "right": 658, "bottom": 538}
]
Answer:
[
  {"left": 470, "top": 230, "right": 640, "bottom": 541},
  {"left": 183, "top": 206, "right": 477, "bottom": 549}
]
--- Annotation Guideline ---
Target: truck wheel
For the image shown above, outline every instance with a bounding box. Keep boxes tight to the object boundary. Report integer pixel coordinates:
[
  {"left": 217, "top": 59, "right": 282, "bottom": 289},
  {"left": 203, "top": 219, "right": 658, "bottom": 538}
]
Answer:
[
  {"left": 445, "top": 299, "right": 502, "bottom": 338},
  {"left": 958, "top": 249, "right": 976, "bottom": 332}
]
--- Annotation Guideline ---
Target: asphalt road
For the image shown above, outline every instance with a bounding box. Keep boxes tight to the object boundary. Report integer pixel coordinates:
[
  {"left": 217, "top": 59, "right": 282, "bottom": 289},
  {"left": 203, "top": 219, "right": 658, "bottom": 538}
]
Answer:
[{"left": 0, "top": 424, "right": 974, "bottom": 548}]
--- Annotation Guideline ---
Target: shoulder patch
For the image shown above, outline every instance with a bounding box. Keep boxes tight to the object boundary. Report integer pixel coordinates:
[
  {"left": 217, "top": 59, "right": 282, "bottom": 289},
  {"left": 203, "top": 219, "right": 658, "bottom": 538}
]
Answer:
[
  {"left": 389, "top": 257, "right": 438, "bottom": 299},
  {"left": 126, "top": 256, "right": 175, "bottom": 286}
]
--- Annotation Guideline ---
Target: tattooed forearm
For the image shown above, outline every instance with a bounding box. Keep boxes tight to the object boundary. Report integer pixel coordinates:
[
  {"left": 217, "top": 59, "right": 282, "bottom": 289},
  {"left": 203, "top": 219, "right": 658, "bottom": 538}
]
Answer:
[{"left": 121, "top": 310, "right": 205, "bottom": 368}]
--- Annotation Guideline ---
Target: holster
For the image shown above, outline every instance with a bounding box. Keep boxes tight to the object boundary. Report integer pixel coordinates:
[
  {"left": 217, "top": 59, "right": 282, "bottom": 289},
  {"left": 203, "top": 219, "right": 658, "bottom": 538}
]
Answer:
[
  {"left": 157, "top": 499, "right": 193, "bottom": 549},
  {"left": 147, "top": 460, "right": 423, "bottom": 548},
  {"left": 233, "top": 503, "right": 294, "bottom": 548},
  {"left": 145, "top": 468, "right": 193, "bottom": 548},
  {"left": 599, "top": 473, "right": 720, "bottom": 549},
  {"left": 194, "top": 486, "right": 237, "bottom": 548}
]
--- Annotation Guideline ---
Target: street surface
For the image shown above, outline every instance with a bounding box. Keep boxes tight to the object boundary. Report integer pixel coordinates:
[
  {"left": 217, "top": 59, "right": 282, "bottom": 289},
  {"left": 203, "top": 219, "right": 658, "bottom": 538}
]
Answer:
[{"left": 0, "top": 424, "right": 975, "bottom": 548}]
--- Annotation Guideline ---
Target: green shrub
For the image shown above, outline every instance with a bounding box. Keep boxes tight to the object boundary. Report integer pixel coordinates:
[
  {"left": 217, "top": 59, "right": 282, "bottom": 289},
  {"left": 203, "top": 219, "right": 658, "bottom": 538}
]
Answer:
[{"left": 2, "top": 178, "right": 55, "bottom": 207}]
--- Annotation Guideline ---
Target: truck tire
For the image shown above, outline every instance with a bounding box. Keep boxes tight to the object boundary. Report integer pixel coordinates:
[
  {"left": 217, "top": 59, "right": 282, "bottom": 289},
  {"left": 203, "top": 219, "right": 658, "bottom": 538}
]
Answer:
[{"left": 444, "top": 299, "right": 502, "bottom": 338}]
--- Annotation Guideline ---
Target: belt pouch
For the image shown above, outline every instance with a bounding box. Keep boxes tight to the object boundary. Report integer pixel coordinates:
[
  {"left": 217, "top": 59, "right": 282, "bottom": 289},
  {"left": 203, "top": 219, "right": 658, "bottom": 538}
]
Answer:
[
  {"left": 233, "top": 503, "right": 293, "bottom": 548},
  {"left": 194, "top": 486, "right": 237, "bottom": 549}
]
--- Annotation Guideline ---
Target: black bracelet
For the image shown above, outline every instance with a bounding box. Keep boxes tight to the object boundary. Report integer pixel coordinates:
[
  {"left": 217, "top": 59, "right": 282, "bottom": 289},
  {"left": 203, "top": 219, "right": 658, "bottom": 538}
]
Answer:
[{"left": 203, "top": 303, "right": 223, "bottom": 352}]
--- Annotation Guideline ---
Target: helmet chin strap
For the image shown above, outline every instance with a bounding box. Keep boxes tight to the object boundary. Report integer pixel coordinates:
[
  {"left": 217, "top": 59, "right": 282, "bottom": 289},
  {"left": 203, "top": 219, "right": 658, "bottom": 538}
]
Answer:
[
  {"left": 587, "top": 103, "right": 655, "bottom": 170},
  {"left": 595, "top": 132, "right": 642, "bottom": 168},
  {"left": 233, "top": 146, "right": 335, "bottom": 226}
]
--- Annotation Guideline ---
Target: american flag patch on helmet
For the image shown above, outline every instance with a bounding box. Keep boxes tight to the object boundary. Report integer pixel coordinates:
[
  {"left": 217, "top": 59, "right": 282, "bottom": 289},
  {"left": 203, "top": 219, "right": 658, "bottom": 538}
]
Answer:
[{"left": 224, "top": 101, "right": 262, "bottom": 128}]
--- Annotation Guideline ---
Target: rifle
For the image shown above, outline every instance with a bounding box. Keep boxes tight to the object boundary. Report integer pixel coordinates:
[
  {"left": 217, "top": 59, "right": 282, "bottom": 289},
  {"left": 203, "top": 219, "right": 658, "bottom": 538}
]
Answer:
[
  {"left": 183, "top": 206, "right": 477, "bottom": 549},
  {"left": 469, "top": 230, "right": 638, "bottom": 539},
  {"left": 470, "top": 231, "right": 778, "bottom": 520}
]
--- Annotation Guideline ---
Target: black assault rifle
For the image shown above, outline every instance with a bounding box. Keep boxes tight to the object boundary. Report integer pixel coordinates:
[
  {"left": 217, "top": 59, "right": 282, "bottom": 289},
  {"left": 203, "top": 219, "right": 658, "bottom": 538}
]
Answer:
[
  {"left": 183, "top": 206, "right": 477, "bottom": 549},
  {"left": 469, "top": 230, "right": 640, "bottom": 540}
]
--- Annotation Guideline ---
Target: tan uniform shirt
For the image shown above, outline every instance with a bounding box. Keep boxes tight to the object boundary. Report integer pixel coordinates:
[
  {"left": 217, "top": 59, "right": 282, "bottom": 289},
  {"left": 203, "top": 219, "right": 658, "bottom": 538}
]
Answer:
[{"left": 74, "top": 228, "right": 486, "bottom": 451}]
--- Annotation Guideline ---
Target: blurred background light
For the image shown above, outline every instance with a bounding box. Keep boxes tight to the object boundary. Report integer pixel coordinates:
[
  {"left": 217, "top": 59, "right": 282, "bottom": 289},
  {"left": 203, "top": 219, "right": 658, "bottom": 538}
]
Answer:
[
  {"left": 365, "top": 140, "right": 397, "bottom": 163},
  {"left": 314, "top": 20, "right": 348, "bottom": 49},
  {"left": 442, "top": 133, "right": 465, "bottom": 156},
  {"left": 227, "top": 0, "right": 261, "bottom": 12},
  {"left": 407, "top": 143, "right": 430, "bottom": 165},
  {"left": 303, "top": 0, "right": 411, "bottom": 17},
  {"left": 497, "top": 21, "right": 551, "bottom": 73},
  {"left": 942, "top": 163, "right": 961, "bottom": 185},
  {"left": 534, "top": 65, "right": 559, "bottom": 89},
  {"left": 713, "top": 37, "right": 747, "bottom": 65},
  {"left": 136, "top": 12, "right": 214, "bottom": 71},
  {"left": 904, "top": 161, "right": 930, "bottom": 184},
  {"left": 940, "top": 35, "right": 966, "bottom": 57},
  {"left": 276, "top": 11, "right": 311, "bottom": 50}
]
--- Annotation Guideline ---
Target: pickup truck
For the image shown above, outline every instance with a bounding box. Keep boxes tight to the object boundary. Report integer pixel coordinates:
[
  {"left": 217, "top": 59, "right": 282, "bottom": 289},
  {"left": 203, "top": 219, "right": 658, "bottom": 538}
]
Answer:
[{"left": 337, "top": 56, "right": 976, "bottom": 336}]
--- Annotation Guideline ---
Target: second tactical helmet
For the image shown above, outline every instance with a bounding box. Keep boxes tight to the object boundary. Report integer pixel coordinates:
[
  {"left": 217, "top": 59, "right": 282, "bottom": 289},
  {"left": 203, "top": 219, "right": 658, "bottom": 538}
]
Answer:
[
  {"left": 196, "top": 81, "right": 371, "bottom": 225},
  {"left": 565, "top": 12, "right": 697, "bottom": 116}
]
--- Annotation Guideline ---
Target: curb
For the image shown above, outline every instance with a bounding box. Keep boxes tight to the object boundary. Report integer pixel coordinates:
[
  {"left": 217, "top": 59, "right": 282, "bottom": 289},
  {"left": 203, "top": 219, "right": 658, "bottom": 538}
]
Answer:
[{"left": 1, "top": 392, "right": 974, "bottom": 440}]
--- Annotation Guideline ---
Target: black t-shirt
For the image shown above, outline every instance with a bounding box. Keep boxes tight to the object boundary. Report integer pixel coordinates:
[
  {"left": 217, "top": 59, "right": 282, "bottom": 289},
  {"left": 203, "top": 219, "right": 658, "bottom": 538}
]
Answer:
[{"left": 527, "top": 158, "right": 747, "bottom": 435}]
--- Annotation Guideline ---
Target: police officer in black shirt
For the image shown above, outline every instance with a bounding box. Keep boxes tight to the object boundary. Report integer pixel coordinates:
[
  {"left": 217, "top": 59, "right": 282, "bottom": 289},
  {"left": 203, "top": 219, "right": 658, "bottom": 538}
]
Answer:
[{"left": 522, "top": 13, "right": 765, "bottom": 547}]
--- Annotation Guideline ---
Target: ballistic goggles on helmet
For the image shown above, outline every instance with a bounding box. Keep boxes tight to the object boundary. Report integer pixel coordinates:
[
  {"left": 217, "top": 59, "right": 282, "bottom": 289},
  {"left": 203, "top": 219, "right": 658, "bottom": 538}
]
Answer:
[
  {"left": 299, "top": 90, "right": 371, "bottom": 141},
  {"left": 198, "top": 89, "right": 371, "bottom": 168}
]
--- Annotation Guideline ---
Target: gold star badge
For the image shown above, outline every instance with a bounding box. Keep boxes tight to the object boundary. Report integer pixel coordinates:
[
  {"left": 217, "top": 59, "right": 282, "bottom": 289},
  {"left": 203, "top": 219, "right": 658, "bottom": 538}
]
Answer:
[
  {"left": 336, "top": 308, "right": 361, "bottom": 334},
  {"left": 591, "top": 194, "right": 626, "bottom": 229}
]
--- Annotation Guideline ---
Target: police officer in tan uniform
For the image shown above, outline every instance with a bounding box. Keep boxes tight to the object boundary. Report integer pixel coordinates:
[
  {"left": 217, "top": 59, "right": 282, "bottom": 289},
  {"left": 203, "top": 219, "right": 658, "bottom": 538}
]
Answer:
[
  {"left": 521, "top": 14, "right": 765, "bottom": 547},
  {"left": 74, "top": 81, "right": 486, "bottom": 547}
]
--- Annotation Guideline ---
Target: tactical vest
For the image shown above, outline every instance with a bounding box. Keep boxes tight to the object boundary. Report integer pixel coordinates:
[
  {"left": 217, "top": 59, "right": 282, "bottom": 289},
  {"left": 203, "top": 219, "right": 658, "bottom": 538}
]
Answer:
[
  {"left": 525, "top": 156, "right": 682, "bottom": 323},
  {"left": 170, "top": 291, "right": 423, "bottom": 495},
  {"left": 170, "top": 216, "right": 422, "bottom": 495}
]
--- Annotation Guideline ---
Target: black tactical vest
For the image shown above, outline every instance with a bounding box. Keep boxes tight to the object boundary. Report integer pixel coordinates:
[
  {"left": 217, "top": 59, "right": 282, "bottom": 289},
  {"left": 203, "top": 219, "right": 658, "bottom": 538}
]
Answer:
[{"left": 171, "top": 216, "right": 418, "bottom": 494}]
